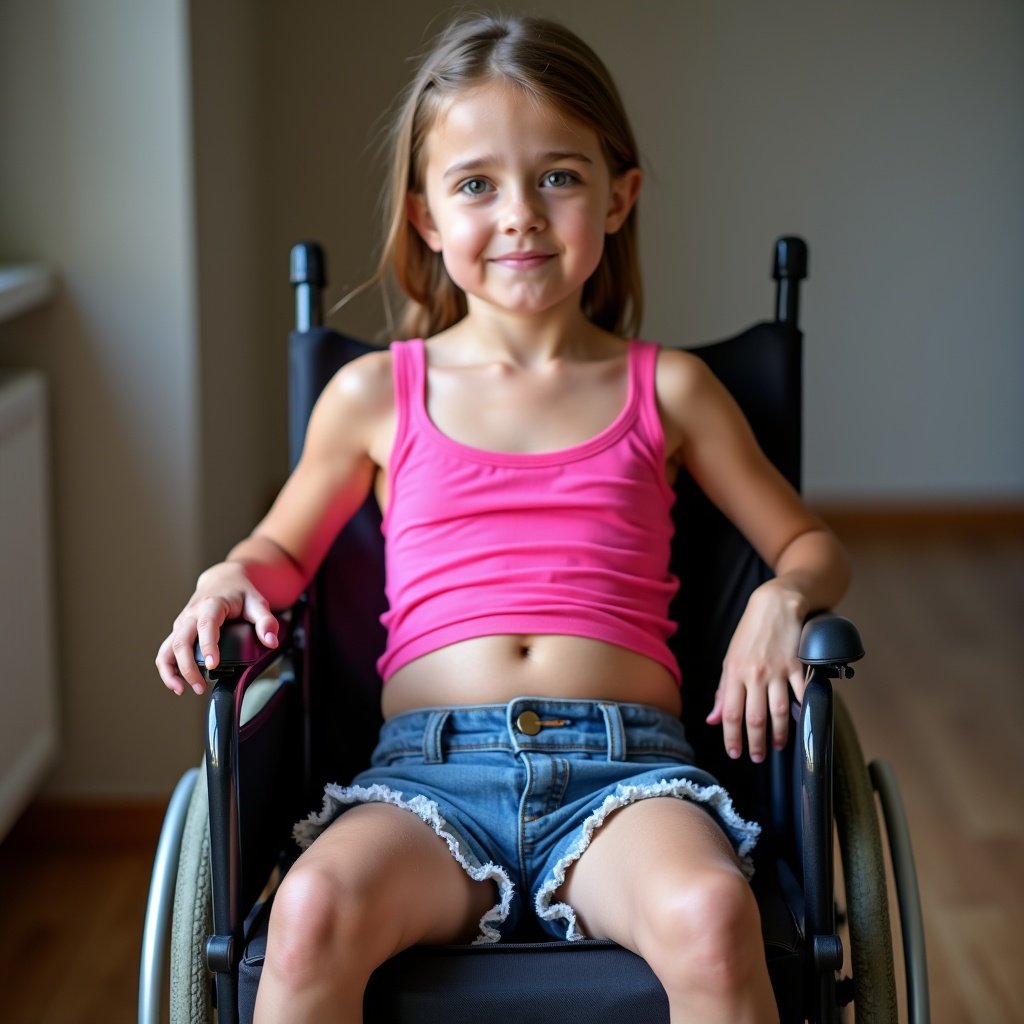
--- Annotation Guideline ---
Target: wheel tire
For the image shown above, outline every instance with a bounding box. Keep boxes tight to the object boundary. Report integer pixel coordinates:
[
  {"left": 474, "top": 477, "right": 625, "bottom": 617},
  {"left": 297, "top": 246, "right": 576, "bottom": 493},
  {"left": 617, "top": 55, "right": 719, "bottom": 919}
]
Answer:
[
  {"left": 833, "top": 694, "right": 898, "bottom": 1022},
  {"left": 169, "top": 765, "right": 214, "bottom": 1024}
]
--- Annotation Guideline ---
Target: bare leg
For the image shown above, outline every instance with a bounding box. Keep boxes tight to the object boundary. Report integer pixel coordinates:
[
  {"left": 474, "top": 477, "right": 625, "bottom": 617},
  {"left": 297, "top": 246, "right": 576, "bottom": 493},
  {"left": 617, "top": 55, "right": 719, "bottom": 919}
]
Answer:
[
  {"left": 558, "top": 798, "right": 778, "bottom": 1024},
  {"left": 254, "top": 802, "right": 497, "bottom": 1024}
]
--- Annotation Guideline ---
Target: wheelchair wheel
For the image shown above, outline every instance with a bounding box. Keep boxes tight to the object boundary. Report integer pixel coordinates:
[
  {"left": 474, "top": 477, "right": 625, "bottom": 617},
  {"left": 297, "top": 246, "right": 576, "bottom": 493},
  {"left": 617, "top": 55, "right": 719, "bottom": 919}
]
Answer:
[
  {"left": 833, "top": 693, "right": 898, "bottom": 1023},
  {"left": 169, "top": 763, "right": 214, "bottom": 1024}
]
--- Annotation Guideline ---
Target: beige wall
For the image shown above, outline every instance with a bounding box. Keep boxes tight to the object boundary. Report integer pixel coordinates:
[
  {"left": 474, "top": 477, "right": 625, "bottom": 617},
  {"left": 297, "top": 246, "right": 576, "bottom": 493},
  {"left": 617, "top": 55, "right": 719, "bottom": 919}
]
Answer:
[
  {"left": 0, "top": 0, "right": 1020, "bottom": 798},
  {"left": 249, "top": 0, "right": 1024, "bottom": 500},
  {"left": 0, "top": 0, "right": 204, "bottom": 796}
]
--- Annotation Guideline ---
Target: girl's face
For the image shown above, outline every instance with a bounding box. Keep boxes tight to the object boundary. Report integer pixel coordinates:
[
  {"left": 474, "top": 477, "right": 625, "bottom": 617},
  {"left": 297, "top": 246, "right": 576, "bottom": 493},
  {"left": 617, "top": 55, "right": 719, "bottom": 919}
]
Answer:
[{"left": 408, "top": 82, "right": 641, "bottom": 326}]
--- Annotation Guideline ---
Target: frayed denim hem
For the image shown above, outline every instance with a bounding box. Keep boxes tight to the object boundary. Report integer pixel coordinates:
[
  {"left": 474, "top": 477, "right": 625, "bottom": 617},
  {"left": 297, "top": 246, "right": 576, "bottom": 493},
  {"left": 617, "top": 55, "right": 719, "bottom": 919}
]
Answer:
[
  {"left": 293, "top": 783, "right": 515, "bottom": 944},
  {"left": 533, "top": 777, "right": 761, "bottom": 942}
]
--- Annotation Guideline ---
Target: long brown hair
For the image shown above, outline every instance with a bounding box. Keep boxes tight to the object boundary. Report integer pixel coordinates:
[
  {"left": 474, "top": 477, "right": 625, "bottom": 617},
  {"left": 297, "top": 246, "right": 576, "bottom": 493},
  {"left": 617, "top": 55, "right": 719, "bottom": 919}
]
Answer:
[{"left": 378, "top": 13, "right": 643, "bottom": 339}]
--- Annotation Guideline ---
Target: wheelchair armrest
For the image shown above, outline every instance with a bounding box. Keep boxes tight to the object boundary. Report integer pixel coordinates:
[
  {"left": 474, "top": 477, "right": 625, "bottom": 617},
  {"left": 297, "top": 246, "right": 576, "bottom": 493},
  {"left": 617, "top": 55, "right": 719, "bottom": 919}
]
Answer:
[
  {"left": 794, "top": 612, "right": 867, "bottom": 985},
  {"left": 798, "top": 612, "right": 864, "bottom": 670},
  {"left": 199, "top": 605, "right": 305, "bottom": 1011},
  {"left": 193, "top": 611, "right": 294, "bottom": 674}
]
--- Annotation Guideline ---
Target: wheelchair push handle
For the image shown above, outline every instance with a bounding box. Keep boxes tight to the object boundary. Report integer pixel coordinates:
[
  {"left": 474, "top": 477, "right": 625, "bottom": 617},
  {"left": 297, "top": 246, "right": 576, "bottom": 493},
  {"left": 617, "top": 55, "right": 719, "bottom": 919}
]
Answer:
[
  {"left": 772, "top": 236, "right": 808, "bottom": 326},
  {"left": 291, "top": 242, "right": 326, "bottom": 331}
]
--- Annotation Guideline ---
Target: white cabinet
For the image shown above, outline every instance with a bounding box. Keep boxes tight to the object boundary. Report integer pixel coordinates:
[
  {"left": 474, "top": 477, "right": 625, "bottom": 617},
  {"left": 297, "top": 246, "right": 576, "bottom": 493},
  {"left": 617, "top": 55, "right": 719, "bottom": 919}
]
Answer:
[
  {"left": 0, "top": 372, "right": 59, "bottom": 838},
  {"left": 0, "top": 267, "right": 59, "bottom": 840}
]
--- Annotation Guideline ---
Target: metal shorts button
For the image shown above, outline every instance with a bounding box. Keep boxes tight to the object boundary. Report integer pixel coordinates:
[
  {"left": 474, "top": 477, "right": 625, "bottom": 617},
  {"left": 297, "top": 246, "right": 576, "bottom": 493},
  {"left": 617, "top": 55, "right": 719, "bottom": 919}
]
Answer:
[
  {"left": 514, "top": 711, "right": 570, "bottom": 736},
  {"left": 515, "top": 710, "right": 542, "bottom": 736}
]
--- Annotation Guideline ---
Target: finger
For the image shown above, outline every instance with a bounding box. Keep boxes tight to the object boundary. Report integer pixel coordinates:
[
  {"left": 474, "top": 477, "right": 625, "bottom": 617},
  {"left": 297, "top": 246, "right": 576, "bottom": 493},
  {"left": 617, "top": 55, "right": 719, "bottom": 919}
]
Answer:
[
  {"left": 160, "top": 622, "right": 204, "bottom": 696},
  {"left": 156, "top": 638, "right": 185, "bottom": 696},
  {"left": 173, "top": 637, "right": 207, "bottom": 693},
  {"left": 720, "top": 680, "right": 746, "bottom": 760},
  {"left": 745, "top": 687, "right": 769, "bottom": 764},
  {"left": 195, "top": 597, "right": 230, "bottom": 675},
  {"left": 705, "top": 686, "right": 723, "bottom": 725},
  {"left": 169, "top": 628, "right": 207, "bottom": 694},
  {"left": 243, "top": 591, "right": 279, "bottom": 648},
  {"left": 769, "top": 677, "right": 792, "bottom": 751},
  {"left": 789, "top": 663, "right": 810, "bottom": 705}
]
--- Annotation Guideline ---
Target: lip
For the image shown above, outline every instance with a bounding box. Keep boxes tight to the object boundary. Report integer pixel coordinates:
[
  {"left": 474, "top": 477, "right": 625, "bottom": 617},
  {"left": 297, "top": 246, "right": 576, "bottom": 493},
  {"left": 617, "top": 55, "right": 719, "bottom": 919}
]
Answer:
[{"left": 490, "top": 252, "right": 554, "bottom": 270}]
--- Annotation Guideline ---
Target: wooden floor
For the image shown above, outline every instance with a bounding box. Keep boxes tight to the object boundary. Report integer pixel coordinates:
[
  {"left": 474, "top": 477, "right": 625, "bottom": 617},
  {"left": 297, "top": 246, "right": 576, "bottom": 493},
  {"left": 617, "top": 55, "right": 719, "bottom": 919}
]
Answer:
[
  {"left": 0, "top": 533, "right": 1021, "bottom": 1023},
  {"left": 834, "top": 533, "right": 1024, "bottom": 1024}
]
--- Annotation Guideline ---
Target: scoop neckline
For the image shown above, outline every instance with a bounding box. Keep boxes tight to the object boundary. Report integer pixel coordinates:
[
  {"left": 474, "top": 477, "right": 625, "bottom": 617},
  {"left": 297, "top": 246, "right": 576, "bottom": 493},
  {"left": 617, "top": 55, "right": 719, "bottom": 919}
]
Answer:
[{"left": 410, "top": 338, "right": 641, "bottom": 467}]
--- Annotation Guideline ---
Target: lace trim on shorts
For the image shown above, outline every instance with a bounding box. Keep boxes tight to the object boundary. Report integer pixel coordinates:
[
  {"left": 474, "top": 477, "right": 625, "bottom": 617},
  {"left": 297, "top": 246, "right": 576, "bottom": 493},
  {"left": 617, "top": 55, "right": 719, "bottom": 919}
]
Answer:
[
  {"left": 293, "top": 783, "right": 515, "bottom": 944},
  {"left": 534, "top": 777, "right": 761, "bottom": 942}
]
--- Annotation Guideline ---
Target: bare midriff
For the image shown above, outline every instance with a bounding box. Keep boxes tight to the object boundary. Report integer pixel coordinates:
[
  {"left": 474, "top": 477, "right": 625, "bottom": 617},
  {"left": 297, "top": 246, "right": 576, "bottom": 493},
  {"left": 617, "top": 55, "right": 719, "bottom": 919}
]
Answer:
[{"left": 381, "top": 634, "right": 682, "bottom": 720}]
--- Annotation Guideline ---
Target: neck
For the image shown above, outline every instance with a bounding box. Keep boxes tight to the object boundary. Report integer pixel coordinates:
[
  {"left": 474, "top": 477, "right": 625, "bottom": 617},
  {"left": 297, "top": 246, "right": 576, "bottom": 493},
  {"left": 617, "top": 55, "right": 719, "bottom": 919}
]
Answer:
[{"left": 455, "top": 299, "right": 609, "bottom": 367}]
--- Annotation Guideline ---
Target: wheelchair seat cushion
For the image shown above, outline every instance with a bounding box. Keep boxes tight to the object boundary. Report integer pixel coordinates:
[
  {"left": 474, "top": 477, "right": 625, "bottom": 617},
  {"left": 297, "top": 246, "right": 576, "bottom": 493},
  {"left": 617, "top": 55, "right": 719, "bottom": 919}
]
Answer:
[{"left": 237, "top": 856, "right": 802, "bottom": 1024}]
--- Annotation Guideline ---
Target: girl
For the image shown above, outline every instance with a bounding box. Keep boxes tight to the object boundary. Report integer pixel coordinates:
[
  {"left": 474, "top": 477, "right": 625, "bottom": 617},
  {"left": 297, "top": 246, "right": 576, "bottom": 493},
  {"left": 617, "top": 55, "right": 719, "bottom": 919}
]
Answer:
[{"left": 157, "top": 13, "right": 849, "bottom": 1023}]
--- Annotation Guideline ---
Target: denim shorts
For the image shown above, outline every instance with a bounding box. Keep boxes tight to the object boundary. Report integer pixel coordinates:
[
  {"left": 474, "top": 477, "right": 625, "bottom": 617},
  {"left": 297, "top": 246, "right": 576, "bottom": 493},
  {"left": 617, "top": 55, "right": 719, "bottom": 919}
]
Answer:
[{"left": 293, "top": 697, "right": 760, "bottom": 943}]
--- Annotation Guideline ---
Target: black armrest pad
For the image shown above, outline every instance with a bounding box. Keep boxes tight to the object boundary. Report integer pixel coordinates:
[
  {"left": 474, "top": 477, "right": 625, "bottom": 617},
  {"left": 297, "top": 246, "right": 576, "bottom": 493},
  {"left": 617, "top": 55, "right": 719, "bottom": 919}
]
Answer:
[
  {"left": 193, "top": 612, "right": 292, "bottom": 670},
  {"left": 798, "top": 613, "right": 864, "bottom": 666}
]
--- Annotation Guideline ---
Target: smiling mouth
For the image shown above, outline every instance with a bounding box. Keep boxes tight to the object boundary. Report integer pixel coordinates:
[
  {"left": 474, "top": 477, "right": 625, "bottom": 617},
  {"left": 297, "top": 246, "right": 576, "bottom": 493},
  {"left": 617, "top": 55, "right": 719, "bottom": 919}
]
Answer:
[{"left": 491, "top": 253, "right": 554, "bottom": 270}]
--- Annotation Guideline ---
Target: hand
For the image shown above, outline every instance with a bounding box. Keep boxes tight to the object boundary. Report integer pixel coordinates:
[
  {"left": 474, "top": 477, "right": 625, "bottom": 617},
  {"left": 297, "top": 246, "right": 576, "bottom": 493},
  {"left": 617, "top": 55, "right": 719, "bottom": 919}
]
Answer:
[
  {"left": 155, "top": 562, "right": 280, "bottom": 697},
  {"left": 705, "top": 581, "right": 806, "bottom": 762}
]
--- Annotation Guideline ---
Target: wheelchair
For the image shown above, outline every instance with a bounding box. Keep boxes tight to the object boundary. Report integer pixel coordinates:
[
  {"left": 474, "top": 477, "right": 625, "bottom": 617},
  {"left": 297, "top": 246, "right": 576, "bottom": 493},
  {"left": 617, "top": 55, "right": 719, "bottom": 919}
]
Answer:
[{"left": 139, "top": 236, "right": 929, "bottom": 1023}]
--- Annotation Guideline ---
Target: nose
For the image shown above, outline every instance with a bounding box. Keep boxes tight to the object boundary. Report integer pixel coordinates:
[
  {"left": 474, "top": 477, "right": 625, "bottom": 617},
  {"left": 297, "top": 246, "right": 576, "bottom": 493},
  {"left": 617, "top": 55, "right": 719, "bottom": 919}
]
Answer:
[{"left": 499, "top": 188, "right": 545, "bottom": 234}]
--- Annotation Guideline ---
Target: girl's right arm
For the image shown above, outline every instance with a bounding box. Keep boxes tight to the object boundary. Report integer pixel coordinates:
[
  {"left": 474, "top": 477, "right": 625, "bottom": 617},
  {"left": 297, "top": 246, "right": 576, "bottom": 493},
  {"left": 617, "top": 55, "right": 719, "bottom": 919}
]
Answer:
[{"left": 155, "top": 351, "right": 394, "bottom": 696}]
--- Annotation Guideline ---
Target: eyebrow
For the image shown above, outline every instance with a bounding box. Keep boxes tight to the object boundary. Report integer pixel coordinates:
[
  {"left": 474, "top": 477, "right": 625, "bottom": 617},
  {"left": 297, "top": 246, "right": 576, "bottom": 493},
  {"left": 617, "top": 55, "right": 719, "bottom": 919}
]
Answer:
[{"left": 442, "top": 150, "right": 594, "bottom": 180}]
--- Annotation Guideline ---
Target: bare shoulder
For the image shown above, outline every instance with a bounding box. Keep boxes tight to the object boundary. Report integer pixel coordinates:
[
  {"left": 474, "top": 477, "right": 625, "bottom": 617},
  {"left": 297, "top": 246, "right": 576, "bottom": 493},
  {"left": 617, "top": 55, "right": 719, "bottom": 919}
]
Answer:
[
  {"left": 653, "top": 345, "right": 736, "bottom": 452},
  {"left": 323, "top": 347, "right": 394, "bottom": 411},
  {"left": 303, "top": 348, "right": 395, "bottom": 463},
  {"left": 654, "top": 344, "right": 717, "bottom": 402}
]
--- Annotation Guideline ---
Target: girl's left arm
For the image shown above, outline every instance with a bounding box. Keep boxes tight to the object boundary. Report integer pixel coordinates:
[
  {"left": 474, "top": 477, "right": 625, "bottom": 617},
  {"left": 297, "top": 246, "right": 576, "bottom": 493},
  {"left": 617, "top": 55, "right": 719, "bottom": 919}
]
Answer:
[{"left": 657, "top": 348, "right": 851, "bottom": 763}]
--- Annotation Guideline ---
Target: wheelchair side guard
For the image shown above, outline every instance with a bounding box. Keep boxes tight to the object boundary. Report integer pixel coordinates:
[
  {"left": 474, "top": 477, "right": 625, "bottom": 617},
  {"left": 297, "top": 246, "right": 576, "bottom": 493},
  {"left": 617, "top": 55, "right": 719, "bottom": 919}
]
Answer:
[
  {"left": 205, "top": 676, "right": 270, "bottom": 1023},
  {"left": 198, "top": 611, "right": 305, "bottom": 1024},
  {"left": 139, "top": 766, "right": 201, "bottom": 1024},
  {"left": 145, "top": 670, "right": 294, "bottom": 1024}
]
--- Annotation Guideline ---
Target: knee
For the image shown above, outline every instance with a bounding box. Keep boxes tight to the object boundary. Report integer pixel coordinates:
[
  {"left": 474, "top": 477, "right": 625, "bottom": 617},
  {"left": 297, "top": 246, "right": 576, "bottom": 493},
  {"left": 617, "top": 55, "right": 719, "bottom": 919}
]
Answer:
[
  {"left": 265, "top": 862, "right": 377, "bottom": 985},
  {"left": 640, "top": 868, "right": 764, "bottom": 998}
]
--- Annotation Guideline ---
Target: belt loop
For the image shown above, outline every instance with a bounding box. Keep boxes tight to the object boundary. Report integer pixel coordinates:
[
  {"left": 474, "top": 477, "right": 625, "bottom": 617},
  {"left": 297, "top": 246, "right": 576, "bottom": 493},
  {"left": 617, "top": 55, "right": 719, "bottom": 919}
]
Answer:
[
  {"left": 598, "top": 702, "right": 627, "bottom": 761},
  {"left": 422, "top": 710, "right": 451, "bottom": 764}
]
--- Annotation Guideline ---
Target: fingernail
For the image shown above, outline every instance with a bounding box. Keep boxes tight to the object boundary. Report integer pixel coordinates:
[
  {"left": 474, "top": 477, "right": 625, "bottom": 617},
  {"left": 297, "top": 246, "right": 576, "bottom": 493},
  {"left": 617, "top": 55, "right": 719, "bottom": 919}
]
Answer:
[
  {"left": 728, "top": 747, "right": 740, "bottom": 759},
  {"left": 192, "top": 683, "right": 205, "bottom": 695},
  {"left": 751, "top": 752, "right": 765, "bottom": 764},
  {"left": 264, "top": 632, "right": 277, "bottom": 645},
  {"left": 205, "top": 655, "right": 215, "bottom": 669}
]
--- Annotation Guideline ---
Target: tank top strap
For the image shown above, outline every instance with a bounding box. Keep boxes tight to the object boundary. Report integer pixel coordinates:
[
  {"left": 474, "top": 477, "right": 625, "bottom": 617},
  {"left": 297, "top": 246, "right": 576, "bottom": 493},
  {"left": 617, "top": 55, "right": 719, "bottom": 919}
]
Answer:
[
  {"left": 388, "top": 339, "right": 427, "bottom": 469},
  {"left": 630, "top": 340, "right": 668, "bottom": 459}
]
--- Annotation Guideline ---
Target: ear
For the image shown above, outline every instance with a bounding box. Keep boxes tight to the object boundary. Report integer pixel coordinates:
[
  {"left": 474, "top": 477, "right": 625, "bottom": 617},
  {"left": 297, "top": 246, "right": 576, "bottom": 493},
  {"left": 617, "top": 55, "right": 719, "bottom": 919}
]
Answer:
[
  {"left": 605, "top": 167, "right": 643, "bottom": 235},
  {"left": 406, "top": 192, "right": 443, "bottom": 253}
]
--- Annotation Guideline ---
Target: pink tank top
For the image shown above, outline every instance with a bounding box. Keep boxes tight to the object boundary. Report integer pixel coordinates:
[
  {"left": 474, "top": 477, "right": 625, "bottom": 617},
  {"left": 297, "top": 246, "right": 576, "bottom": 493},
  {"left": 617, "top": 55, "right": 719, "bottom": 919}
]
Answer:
[{"left": 377, "top": 339, "right": 681, "bottom": 683}]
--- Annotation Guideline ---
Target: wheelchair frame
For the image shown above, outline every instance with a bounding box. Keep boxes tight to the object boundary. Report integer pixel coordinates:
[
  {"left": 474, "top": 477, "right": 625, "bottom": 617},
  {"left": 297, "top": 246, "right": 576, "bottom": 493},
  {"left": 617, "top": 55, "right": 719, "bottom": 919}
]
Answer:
[{"left": 139, "top": 237, "right": 929, "bottom": 1024}]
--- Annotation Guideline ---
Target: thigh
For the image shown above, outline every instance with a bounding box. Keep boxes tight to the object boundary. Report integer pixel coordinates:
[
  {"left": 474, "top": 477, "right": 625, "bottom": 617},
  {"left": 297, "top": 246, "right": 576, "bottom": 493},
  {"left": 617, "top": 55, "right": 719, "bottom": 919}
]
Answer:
[
  {"left": 290, "top": 801, "right": 497, "bottom": 949},
  {"left": 556, "top": 797, "right": 744, "bottom": 951}
]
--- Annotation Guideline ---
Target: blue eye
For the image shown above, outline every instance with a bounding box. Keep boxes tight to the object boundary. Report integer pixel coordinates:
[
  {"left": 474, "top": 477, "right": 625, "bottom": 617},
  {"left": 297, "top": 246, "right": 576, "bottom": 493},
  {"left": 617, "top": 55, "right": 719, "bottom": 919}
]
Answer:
[
  {"left": 542, "top": 170, "right": 576, "bottom": 187},
  {"left": 459, "top": 177, "right": 492, "bottom": 196}
]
